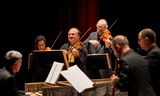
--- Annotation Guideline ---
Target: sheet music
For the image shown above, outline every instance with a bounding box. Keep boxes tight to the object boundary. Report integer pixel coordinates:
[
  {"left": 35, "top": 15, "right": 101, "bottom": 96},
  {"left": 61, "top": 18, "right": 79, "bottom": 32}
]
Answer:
[
  {"left": 45, "top": 61, "right": 64, "bottom": 84},
  {"left": 60, "top": 65, "right": 94, "bottom": 93}
]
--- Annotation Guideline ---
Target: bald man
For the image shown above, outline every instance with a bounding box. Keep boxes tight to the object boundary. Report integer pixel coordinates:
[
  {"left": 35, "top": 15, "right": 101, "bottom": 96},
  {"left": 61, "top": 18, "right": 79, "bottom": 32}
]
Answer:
[
  {"left": 138, "top": 28, "right": 160, "bottom": 96},
  {"left": 111, "top": 35, "right": 156, "bottom": 96}
]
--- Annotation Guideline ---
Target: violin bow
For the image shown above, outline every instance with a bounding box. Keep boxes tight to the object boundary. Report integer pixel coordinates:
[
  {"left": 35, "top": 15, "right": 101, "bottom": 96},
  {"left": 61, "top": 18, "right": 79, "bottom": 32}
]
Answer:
[
  {"left": 79, "top": 27, "right": 92, "bottom": 42},
  {"left": 108, "top": 18, "right": 119, "bottom": 30},
  {"left": 51, "top": 31, "right": 62, "bottom": 49}
]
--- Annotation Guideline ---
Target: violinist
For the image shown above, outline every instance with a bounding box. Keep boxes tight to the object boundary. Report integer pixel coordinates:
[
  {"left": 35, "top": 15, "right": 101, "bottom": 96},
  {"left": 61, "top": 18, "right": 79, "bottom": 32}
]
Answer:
[
  {"left": 83, "top": 19, "right": 115, "bottom": 67},
  {"left": 28, "top": 34, "right": 51, "bottom": 66},
  {"left": 34, "top": 34, "right": 51, "bottom": 51},
  {"left": 83, "top": 19, "right": 116, "bottom": 95},
  {"left": 60, "top": 27, "right": 87, "bottom": 73},
  {"left": 83, "top": 19, "right": 113, "bottom": 54},
  {"left": 27, "top": 34, "right": 51, "bottom": 82}
]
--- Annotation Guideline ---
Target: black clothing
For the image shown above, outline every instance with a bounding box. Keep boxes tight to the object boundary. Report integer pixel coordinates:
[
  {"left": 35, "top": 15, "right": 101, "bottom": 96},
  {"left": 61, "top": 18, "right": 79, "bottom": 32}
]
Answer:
[
  {"left": 115, "top": 49, "right": 156, "bottom": 96},
  {"left": 0, "top": 67, "right": 23, "bottom": 96},
  {"left": 145, "top": 45, "right": 160, "bottom": 96}
]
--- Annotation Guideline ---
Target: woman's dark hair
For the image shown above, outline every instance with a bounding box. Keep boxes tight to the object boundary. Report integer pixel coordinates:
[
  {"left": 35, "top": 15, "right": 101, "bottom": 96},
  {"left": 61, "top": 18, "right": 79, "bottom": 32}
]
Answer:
[{"left": 34, "top": 35, "right": 46, "bottom": 50}]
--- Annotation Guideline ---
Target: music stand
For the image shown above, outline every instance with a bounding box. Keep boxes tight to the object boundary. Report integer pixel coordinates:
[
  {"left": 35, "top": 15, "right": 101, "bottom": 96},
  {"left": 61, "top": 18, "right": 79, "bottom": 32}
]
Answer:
[
  {"left": 28, "top": 50, "right": 68, "bottom": 82},
  {"left": 86, "top": 53, "right": 112, "bottom": 79}
]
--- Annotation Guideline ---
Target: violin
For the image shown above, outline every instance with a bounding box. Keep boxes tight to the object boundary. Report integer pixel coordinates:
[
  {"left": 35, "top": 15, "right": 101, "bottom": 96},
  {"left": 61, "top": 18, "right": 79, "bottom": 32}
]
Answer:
[
  {"left": 67, "top": 27, "right": 91, "bottom": 66},
  {"left": 45, "top": 47, "right": 52, "bottom": 51},
  {"left": 98, "top": 18, "right": 118, "bottom": 49},
  {"left": 99, "top": 30, "right": 113, "bottom": 48},
  {"left": 74, "top": 41, "right": 83, "bottom": 51},
  {"left": 67, "top": 41, "right": 83, "bottom": 66},
  {"left": 68, "top": 41, "right": 83, "bottom": 56}
]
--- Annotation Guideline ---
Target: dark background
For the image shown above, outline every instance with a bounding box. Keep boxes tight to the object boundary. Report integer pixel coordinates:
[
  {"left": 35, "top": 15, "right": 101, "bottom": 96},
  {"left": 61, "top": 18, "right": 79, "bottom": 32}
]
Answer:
[{"left": 1, "top": 0, "right": 159, "bottom": 89}]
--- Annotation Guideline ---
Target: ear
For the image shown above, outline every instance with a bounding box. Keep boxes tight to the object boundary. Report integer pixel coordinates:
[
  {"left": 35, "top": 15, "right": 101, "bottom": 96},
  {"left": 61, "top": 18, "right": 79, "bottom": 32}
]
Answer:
[
  {"left": 144, "top": 37, "right": 149, "bottom": 40},
  {"left": 115, "top": 44, "right": 121, "bottom": 51}
]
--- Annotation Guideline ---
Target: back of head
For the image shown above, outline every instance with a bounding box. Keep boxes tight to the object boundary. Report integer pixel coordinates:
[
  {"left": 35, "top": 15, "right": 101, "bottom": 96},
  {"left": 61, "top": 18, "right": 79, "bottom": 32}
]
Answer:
[
  {"left": 112, "top": 35, "right": 129, "bottom": 47},
  {"left": 5, "top": 50, "right": 22, "bottom": 67}
]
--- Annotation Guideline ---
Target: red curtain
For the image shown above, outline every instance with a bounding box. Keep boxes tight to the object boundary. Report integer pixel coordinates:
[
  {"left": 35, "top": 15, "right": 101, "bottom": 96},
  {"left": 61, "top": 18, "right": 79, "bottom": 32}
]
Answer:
[
  {"left": 57, "top": 0, "right": 99, "bottom": 41},
  {"left": 77, "top": 0, "right": 99, "bottom": 41}
]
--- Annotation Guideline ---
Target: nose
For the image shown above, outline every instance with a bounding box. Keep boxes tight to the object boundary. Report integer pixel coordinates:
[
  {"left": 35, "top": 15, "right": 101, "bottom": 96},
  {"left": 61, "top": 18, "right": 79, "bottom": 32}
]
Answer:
[{"left": 138, "top": 39, "right": 141, "bottom": 44}]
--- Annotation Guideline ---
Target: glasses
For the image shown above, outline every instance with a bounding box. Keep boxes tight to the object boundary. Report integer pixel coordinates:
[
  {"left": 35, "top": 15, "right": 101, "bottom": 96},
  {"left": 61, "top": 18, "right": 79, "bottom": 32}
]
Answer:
[{"left": 138, "top": 37, "right": 145, "bottom": 42}]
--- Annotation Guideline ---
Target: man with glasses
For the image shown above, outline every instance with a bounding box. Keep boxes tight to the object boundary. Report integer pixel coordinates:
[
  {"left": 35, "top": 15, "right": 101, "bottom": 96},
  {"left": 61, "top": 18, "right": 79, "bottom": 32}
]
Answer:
[{"left": 138, "top": 28, "right": 160, "bottom": 96}]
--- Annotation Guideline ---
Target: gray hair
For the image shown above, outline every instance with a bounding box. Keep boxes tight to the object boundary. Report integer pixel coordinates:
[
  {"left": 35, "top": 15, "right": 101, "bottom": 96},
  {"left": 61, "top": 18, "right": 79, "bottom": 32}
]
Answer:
[
  {"left": 5, "top": 50, "right": 22, "bottom": 60},
  {"left": 96, "top": 19, "right": 108, "bottom": 28},
  {"left": 5, "top": 50, "right": 22, "bottom": 67}
]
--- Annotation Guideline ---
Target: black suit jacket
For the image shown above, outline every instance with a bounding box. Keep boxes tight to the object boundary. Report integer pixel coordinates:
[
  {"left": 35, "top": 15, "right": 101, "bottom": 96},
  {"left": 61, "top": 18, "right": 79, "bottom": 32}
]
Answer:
[
  {"left": 115, "top": 49, "right": 156, "bottom": 96},
  {"left": 146, "top": 45, "right": 160, "bottom": 96}
]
